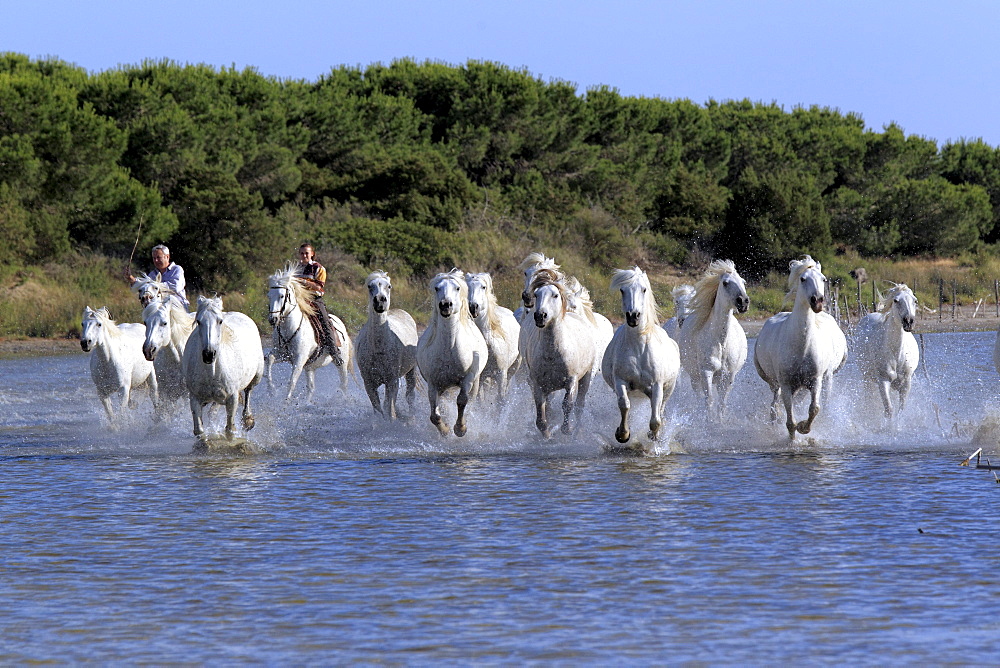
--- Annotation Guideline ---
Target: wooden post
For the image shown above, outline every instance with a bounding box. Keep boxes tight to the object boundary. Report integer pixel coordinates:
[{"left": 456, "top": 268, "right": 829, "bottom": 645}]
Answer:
[
  {"left": 872, "top": 280, "right": 877, "bottom": 313},
  {"left": 994, "top": 279, "right": 998, "bottom": 318},
  {"left": 856, "top": 276, "right": 862, "bottom": 318},
  {"left": 939, "top": 278, "right": 944, "bottom": 322},
  {"left": 952, "top": 281, "right": 957, "bottom": 319}
]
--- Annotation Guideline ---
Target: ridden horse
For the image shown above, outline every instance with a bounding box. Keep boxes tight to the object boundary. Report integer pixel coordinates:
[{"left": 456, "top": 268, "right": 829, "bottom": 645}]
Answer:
[
  {"left": 663, "top": 284, "right": 695, "bottom": 339},
  {"left": 355, "top": 270, "right": 419, "bottom": 419},
  {"left": 676, "top": 260, "right": 750, "bottom": 419},
  {"left": 80, "top": 306, "right": 158, "bottom": 421},
  {"left": 754, "top": 256, "right": 848, "bottom": 439},
  {"left": 416, "top": 269, "right": 489, "bottom": 437},
  {"left": 264, "top": 264, "right": 352, "bottom": 401},
  {"left": 141, "top": 296, "right": 196, "bottom": 412},
  {"left": 182, "top": 296, "right": 264, "bottom": 441},
  {"left": 854, "top": 284, "right": 919, "bottom": 418},
  {"left": 132, "top": 274, "right": 183, "bottom": 308},
  {"left": 519, "top": 269, "right": 596, "bottom": 438},
  {"left": 466, "top": 271, "right": 520, "bottom": 402},
  {"left": 601, "top": 267, "right": 681, "bottom": 443}
]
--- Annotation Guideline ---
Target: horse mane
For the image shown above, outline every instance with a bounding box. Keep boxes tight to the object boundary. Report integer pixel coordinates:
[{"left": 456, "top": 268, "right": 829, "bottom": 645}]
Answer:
[
  {"left": 143, "top": 298, "right": 196, "bottom": 338},
  {"left": 86, "top": 306, "right": 122, "bottom": 338},
  {"left": 529, "top": 268, "right": 568, "bottom": 317},
  {"left": 518, "top": 252, "right": 559, "bottom": 274},
  {"left": 784, "top": 255, "right": 823, "bottom": 304},
  {"left": 424, "top": 268, "right": 470, "bottom": 346},
  {"left": 611, "top": 267, "right": 661, "bottom": 334},
  {"left": 876, "top": 283, "right": 913, "bottom": 313},
  {"left": 366, "top": 270, "right": 390, "bottom": 287},
  {"left": 686, "top": 259, "right": 739, "bottom": 331},
  {"left": 269, "top": 263, "right": 317, "bottom": 317}
]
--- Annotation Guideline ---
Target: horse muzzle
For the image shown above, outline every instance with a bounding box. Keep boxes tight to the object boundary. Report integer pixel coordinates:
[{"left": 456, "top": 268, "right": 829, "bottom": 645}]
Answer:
[
  {"left": 142, "top": 343, "right": 157, "bottom": 361},
  {"left": 533, "top": 311, "right": 548, "bottom": 328},
  {"left": 80, "top": 340, "right": 91, "bottom": 352},
  {"left": 522, "top": 291, "right": 534, "bottom": 308},
  {"left": 268, "top": 314, "right": 280, "bottom": 327},
  {"left": 438, "top": 301, "right": 454, "bottom": 318},
  {"left": 809, "top": 296, "right": 824, "bottom": 313},
  {"left": 202, "top": 349, "right": 216, "bottom": 364},
  {"left": 736, "top": 296, "right": 750, "bottom": 314},
  {"left": 625, "top": 311, "right": 640, "bottom": 327},
  {"left": 469, "top": 303, "right": 481, "bottom": 318},
  {"left": 902, "top": 317, "right": 914, "bottom": 333},
  {"left": 372, "top": 297, "right": 387, "bottom": 313}
]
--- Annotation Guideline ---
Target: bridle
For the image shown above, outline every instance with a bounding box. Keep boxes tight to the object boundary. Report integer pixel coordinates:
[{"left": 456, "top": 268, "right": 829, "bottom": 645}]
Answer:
[{"left": 269, "top": 283, "right": 304, "bottom": 346}]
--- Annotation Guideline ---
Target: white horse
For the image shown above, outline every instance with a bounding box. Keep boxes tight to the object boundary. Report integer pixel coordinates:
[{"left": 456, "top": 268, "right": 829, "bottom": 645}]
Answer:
[
  {"left": 853, "top": 284, "right": 919, "bottom": 418},
  {"left": 601, "top": 267, "right": 681, "bottom": 443},
  {"left": 677, "top": 260, "right": 750, "bottom": 419},
  {"left": 520, "top": 269, "right": 596, "bottom": 437},
  {"left": 466, "top": 271, "right": 520, "bottom": 401},
  {"left": 663, "top": 284, "right": 695, "bottom": 339},
  {"left": 264, "top": 264, "right": 352, "bottom": 401},
  {"left": 80, "top": 306, "right": 158, "bottom": 421},
  {"left": 754, "top": 256, "right": 848, "bottom": 439},
  {"left": 564, "top": 275, "right": 615, "bottom": 375},
  {"left": 182, "top": 296, "right": 264, "bottom": 441},
  {"left": 355, "top": 270, "right": 419, "bottom": 419},
  {"left": 416, "top": 269, "right": 489, "bottom": 437},
  {"left": 141, "top": 296, "right": 196, "bottom": 410},
  {"left": 514, "top": 252, "right": 561, "bottom": 322}
]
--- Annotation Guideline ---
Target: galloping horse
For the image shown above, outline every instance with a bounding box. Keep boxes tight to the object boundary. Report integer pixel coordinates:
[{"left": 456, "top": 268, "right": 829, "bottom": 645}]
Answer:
[
  {"left": 601, "top": 267, "right": 680, "bottom": 443},
  {"left": 663, "top": 284, "right": 695, "bottom": 339},
  {"left": 264, "top": 264, "right": 351, "bottom": 401},
  {"left": 416, "top": 269, "right": 489, "bottom": 437},
  {"left": 80, "top": 306, "right": 158, "bottom": 421},
  {"left": 141, "top": 296, "right": 196, "bottom": 410},
  {"left": 466, "top": 271, "right": 520, "bottom": 402},
  {"left": 132, "top": 274, "right": 183, "bottom": 308},
  {"left": 182, "top": 296, "right": 264, "bottom": 441},
  {"left": 355, "top": 270, "right": 419, "bottom": 419},
  {"left": 754, "top": 256, "right": 847, "bottom": 439},
  {"left": 677, "top": 260, "right": 750, "bottom": 419},
  {"left": 564, "top": 275, "right": 615, "bottom": 376},
  {"left": 854, "top": 284, "right": 919, "bottom": 418},
  {"left": 520, "top": 269, "right": 596, "bottom": 437}
]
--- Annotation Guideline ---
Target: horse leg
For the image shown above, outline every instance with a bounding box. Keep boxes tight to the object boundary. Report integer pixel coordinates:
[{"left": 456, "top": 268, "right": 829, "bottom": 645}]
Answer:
[
  {"left": 572, "top": 372, "right": 592, "bottom": 433},
  {"left": 781, "top": 384, "right": 797, "bottom": 439},
  {"left": 286, "top": 363, "right": 304, "bottom": 401},
  {"left": 100, "top": 393, "right": 115, "bottom": 422},
  {"left": 716, "top": 372, "right": 735, "bottom": 419},
  {"left": 878, "top": 378, "right": 893, "bottom": 418},
  {"left": 384, "top": 379, "right": 401, "bottom": 419},
  {"left": 264, "top": 351, "right": 275, "bottom": 391},
  {"left": 896, "top": 375, "right": 912, "bottom": 415},
  {"left": 769, "top": 384, "right": 782, "bottom": 424},
  {"left": 454, "top": 379, "right": 472, "bottom": 438},
  {"left": 404, "top": 368, "right": 418, "bottom": 413},
  {"left": 533, "top": 384, "right": 550, "bottom": 438},
  {"left": 614, "top": 380, "right": 631, "bottom": 443},
  {"left": 304, "top": 369, "right": 316, "bottom": 404},
  {"left": 648, "top": 383, "right": 668, "bottom": 442},
  {"left": 698, "top": 369, "right": 715, "bottom": 417},
  {"left": 224, "top": 394, "right": 239, "bottom": 439},
  {"left": 189, "top": 396, "right": 206, "bottom": 440},
  {"left": 561, "top": 381, "right": 579, "bottom": 436},
  {"left": 797, "top": 379, "right": 823, "bottom": 435},
  {"left": 427, "top": 386, "right": 449, "bottom": 436},
  {"left": 364, "top": 378, "right": 385, "bottom": 417},
  {"left": 241, "top": 383, "right": 256, "bottom": 432}
]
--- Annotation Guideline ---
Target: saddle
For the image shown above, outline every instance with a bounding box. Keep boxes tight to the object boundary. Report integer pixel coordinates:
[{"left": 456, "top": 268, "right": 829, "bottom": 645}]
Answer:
[{"left": 304, "top": 312, "right": 344, "bottom": 366}]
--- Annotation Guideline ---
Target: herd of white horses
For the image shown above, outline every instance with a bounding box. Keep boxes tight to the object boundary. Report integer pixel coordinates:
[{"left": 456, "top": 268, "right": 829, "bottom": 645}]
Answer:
[{"left": 80, "top": 252, "right": 929, "bottom": 446}]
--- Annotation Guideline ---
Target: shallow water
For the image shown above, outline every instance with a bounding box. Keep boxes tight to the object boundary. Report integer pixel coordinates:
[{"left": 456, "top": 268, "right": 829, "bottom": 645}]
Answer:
[{"left": 1, "top": 331, "right": 999, "bottom": 663}]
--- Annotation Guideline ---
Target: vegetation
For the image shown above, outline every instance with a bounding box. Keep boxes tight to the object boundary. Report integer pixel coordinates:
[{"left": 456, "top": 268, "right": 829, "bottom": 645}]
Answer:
[{"left": 3, "top": 53, "right": 1000, "bottom": 337}]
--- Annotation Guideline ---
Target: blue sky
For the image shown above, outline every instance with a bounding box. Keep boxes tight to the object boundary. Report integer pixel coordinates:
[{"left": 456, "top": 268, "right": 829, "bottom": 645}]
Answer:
[{"left": 5, "top": 0, "right": 999, "bottom": 146}]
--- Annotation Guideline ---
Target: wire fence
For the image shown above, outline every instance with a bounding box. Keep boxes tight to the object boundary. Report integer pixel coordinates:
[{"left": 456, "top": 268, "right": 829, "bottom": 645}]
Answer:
[{"left": 828, "top": 278, "right": 1000, "bottom": 327}]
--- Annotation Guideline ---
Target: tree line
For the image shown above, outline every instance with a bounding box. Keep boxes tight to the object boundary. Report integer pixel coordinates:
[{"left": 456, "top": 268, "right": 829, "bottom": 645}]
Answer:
[{"left": 2, "top": 53, "right": 1000, "bottom": 296}]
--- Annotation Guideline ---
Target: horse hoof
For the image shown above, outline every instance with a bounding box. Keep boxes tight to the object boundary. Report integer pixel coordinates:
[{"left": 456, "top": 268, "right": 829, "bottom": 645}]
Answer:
[
  {"left": 615, "top": 429, "right": 630, "bottom": 443},
  {"left": 796, "top": 421, "right": 812, "bottom": 434},
  {"left": 435, "top": 422, "right": 450, "bottom": 436},
  {"left": 243, "top": 415, "right": 256, "bottom": 431},
  {"left": 454, "top": 423, "right": 467, "bottom": 438}
]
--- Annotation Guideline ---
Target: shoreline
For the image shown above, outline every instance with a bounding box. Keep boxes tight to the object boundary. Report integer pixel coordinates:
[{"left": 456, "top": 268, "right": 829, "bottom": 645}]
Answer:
[{"left": 3, "top": 313, "right": 997, "bottom": 357}]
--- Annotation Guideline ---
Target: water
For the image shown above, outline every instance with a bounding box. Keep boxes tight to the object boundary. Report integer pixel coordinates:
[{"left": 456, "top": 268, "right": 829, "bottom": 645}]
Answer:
[{"left": 2, "top": 331, "right": 1000, "bottom": 663}]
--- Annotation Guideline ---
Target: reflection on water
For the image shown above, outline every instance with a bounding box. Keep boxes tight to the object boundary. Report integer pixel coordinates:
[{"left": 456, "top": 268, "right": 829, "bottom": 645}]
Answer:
[{"left": 1, "top": 332, "right": 999, "bottom": 662}]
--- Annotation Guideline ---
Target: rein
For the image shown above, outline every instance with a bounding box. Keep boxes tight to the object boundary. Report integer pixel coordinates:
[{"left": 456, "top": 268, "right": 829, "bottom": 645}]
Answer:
[{"left": 270, "top": 286, "right": 305, "bottom": 348}]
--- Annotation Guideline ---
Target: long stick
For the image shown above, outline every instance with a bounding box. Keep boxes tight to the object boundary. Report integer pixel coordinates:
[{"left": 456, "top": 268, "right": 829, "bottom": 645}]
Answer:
[{"left": 124, "top": 214, "right": 145, "bottom": 280}]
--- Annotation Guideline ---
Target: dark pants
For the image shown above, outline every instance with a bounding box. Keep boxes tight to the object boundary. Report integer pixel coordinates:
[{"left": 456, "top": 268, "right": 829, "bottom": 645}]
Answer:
[{"left": 311, "top": 297, "right": 341, "bottom": 348}]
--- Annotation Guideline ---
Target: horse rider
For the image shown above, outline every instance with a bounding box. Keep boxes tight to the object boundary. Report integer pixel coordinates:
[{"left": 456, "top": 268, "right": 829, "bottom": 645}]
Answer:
[
  {"left": 128, "top": 244, "right": 190, "bottom": 308},
  {"left": 296, "top": 243, "right": 344, "bottom": 366}
]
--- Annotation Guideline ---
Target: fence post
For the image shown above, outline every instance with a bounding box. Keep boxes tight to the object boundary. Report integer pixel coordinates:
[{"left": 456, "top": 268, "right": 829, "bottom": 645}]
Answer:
[
  {"left": 952, "top": 281, "right": 957, "bottom": 319},
  {"left": 939, "top": 278, "right": 944, "bottom": 322},
  {"left": 994, "top": 279, "right": 998, "bottom": 317}
]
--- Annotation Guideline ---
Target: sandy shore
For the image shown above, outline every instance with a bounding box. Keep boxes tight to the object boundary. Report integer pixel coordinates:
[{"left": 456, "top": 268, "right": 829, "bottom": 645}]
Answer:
[{"left": 3, "top": 313, "right": 997, "bottom": 357}]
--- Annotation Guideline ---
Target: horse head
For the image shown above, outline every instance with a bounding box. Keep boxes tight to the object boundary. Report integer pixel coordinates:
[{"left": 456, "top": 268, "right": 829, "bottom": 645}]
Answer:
[
  {"left": 720, "top": 267, "right": 750, "bottom": 314},
  {"left": 430, "top": 269, "right": 467, "bottom": 319},
  {"left": 366, "top": 270, "right": 392, "bottom": 314},
  {"left": 788, "top": 256, "right": 826, "bottom": 314},
  {"left": 530, "top": 270, "right": 567, "bottom": 329},
  {"left": 887, "top": 284, "right": 917, "bottom": 333},
  {"left": 141, "top": 298, "right": 171, "bottom": 361},
  {"left": 466, "top": 272, "right": 492, "bottom": 319},
  {"left": 612, "top": 267, "right": 655, "bottom": 329},
  {"left": 519, "top": 253, "right": 559, "bottom": 309},
  {"left": 195, "top": 296, "right": 225, "bottom": 364}
]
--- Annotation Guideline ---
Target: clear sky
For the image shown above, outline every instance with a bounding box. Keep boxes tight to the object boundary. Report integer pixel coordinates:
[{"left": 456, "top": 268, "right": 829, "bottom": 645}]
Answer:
[{"left": 4, "top": 0, "right": 999, "bottom": 146}]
